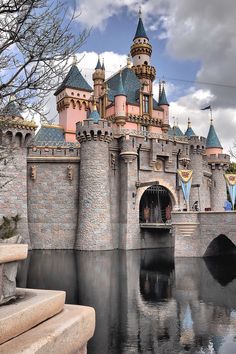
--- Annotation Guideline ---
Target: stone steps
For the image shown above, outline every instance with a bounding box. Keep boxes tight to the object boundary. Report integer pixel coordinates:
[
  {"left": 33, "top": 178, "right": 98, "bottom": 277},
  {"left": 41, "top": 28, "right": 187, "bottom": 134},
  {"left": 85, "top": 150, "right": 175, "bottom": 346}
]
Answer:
[
  {"left": 175, "top": 223, "right": 199, "bottom": 237},
  {"left": 0, "top": 304, "right": 95, "bottom": 354},
  {"left": 0, "top": 288, "right": 65, "bottom": 345}
]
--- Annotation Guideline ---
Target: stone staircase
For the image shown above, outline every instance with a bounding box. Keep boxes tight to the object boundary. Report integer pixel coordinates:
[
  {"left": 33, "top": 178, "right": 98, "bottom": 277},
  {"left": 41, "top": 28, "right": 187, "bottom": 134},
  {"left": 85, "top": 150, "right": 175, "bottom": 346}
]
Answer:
[
  {"left": 0, "top": 244, "right": 95, "bottom": 354},
  {"left": 175, "top": 223, "right": 199, "bottom": 238}
]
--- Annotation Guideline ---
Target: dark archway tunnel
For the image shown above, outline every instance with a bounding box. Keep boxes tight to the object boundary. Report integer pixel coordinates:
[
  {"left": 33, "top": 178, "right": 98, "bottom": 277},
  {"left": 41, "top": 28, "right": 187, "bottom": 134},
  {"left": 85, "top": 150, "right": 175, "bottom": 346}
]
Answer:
[{"left": 204, "top": 234, "right": 236, "bottom": 257}]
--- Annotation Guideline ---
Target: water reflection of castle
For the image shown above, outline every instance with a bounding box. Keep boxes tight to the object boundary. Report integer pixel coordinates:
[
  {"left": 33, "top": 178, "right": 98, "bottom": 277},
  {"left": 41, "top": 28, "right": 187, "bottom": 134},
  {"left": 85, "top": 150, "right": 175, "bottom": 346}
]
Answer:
[{"left": 17, "top": 250, "right": 236, "bottom": 354}]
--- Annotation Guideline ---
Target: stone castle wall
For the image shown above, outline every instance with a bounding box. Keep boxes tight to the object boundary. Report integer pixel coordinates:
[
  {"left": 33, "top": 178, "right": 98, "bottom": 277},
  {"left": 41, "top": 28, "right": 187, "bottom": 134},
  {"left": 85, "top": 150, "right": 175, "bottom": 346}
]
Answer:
[{"left": 27, "top": 147, "right": 80, "bottom": 249}]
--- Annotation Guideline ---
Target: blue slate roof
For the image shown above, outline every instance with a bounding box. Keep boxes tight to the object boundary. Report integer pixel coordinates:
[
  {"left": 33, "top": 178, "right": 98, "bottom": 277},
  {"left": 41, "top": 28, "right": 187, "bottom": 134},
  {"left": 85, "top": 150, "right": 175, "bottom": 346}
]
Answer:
[
  {"left": 106, "top": 67, "right": 161, "bottom": 110},
  {"left": 107, "top": 67, "right": 140, "bottom": 104},
  {"left": 206, "top": 124, "right": 222, "bottom": 148},
  {"left": 34, "top": 126, "right": 65, "bottom": 144},
  {"left": 54, "top": 65, "right": 93, "bottom": 95},
  {"left": 133, "top": 17, "right": 149, "bottom": 40},
  {"left": 169, "top": 126, "right": 184, "bottom": 137},
  {"left": 89, "top": 109, "right": 100, "bottom": 123},
  {"left": 185, "top": 127, "right": 195, "bottom": 137},
  {"left": 159, "top": 87, "right": 169, "bottom": 106}
]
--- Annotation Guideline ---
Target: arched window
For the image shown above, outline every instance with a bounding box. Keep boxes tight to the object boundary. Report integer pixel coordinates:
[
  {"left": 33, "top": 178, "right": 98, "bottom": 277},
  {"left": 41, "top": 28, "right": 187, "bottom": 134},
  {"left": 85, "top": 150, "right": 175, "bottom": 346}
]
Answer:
[{"left": 143, "top": 95, "right": 149, "bottom": 113}]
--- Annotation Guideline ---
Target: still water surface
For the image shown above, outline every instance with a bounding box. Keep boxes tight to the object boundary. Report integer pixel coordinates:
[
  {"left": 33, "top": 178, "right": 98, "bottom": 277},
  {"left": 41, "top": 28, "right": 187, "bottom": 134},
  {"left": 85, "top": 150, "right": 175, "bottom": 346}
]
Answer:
[{"left": 17, "top": 249, "right": 236, "bottom": 354}]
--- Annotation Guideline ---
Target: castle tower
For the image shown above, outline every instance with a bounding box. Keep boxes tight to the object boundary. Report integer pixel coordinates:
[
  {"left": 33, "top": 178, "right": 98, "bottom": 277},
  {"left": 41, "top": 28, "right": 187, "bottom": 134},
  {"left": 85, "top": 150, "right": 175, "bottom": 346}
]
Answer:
[
  {"left": 130, "top": 9, "right": 156, "bottom": 116},
  {"left": 158, "top": 81, "right": 170, "bottom": 133},
  {"left": 0, "top": 101, "right": 37, "bottom": 246},
  {"left": 188, "top": 136, "right": 206, "bottom": 211},
  {"left": 75, "top": 104, "right": 113, "bottom": 250},
  {"left": 205, "top": 119, "right": 229, "bottom": 211},
  {"left": 54, "top": 57, "right": 93, "bottom": 142},
  {"left": 92, "top": 55, "right": 105, "bottom": 99},
  {"left": 114, "top": 72, "right": 127, "bottom": 126}
]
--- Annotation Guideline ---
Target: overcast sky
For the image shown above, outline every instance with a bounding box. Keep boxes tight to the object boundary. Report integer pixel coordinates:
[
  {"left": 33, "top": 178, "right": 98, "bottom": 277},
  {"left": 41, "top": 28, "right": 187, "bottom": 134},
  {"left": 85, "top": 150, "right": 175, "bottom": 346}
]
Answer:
[{"left": 62, "top": 0, "right": 236, "bottom": 153}]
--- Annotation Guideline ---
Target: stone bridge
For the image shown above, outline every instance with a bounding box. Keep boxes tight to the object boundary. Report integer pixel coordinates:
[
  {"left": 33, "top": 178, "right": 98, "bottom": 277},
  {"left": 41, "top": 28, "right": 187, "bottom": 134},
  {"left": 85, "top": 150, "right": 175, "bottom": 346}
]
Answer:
[{"left": 172, "top": 211, "right": 236, "bottom": 257}]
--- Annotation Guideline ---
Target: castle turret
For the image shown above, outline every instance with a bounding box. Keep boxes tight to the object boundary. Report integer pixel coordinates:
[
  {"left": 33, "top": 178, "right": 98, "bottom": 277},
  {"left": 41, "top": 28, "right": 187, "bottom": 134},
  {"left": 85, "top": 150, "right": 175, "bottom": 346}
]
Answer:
[
  {"left": 92, "top": 55, "right": 105, "bottom": 99},
  {"left": 75, "top": 105, "right": 113, "bottom": 250},
  {"left": 55, "top": 57, "right": 93, "bottom": 142},
  {"left": 131, "top": 9, "right": 156, "bottom": 117},
  {"left": 159, "top": 82, "right": 169, "bottom": 133},
  {"left": 205, "top": 119, "right": 229, "bottom": 211},
  {"left": 185, "top": 118, "right": 195, "bottom": 138},
  {"left": 114, "top": 72, "right": 127, "bottom": 126},
  {"left": 205, "top": 119, "right": 223, "bottom": 156}
]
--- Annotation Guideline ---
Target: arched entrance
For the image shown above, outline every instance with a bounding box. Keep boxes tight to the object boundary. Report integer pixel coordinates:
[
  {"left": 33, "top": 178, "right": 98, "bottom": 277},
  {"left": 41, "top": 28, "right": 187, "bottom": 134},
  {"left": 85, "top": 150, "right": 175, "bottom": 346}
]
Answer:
[{"left": 139, "top": 184, "right": 172, "bottom": 223}]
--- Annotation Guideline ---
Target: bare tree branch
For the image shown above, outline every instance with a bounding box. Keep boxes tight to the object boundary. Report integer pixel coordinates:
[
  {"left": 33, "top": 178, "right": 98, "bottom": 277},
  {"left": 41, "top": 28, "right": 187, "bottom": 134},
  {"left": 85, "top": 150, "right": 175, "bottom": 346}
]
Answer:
[{"left": 0, "top": 0, "right": 90, "bottom": 117}]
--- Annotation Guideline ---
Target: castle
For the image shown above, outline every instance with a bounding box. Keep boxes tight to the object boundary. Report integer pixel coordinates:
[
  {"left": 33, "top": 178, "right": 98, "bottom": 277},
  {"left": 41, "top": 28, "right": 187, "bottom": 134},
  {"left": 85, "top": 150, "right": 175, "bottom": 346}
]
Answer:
[{"left": 0, "top": 12, "right": 231, "bottom": 251}]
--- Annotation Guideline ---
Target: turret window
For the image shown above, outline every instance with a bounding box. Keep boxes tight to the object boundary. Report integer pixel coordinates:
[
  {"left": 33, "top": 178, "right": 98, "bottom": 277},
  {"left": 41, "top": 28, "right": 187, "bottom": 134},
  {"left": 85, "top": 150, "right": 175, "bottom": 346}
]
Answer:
[{"left": 143, "top": 95, "right": 149, "bottom": 113}]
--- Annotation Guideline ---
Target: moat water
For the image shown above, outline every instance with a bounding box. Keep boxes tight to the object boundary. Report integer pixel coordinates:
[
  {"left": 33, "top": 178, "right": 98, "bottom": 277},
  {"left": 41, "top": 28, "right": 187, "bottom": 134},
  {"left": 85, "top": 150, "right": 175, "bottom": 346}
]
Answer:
[{"left": 17, "top": 249, "right": 236, "bottom": 354}]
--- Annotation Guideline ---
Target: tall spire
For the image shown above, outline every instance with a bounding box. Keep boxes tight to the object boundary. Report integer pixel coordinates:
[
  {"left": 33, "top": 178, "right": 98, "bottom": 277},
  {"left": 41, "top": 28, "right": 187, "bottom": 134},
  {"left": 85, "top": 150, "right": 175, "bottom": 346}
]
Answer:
[
  {"left": 95, "top": 55, "right": 102, "bottom": 70},
  {"left": 115, "top": 71, "right": 126, "bottom": 96},
  {"left": 133, "top": 7, "right": 149, "bottom": 41},
  {"left": 159, "top": 82, "right": 169, "bottom": 106}
]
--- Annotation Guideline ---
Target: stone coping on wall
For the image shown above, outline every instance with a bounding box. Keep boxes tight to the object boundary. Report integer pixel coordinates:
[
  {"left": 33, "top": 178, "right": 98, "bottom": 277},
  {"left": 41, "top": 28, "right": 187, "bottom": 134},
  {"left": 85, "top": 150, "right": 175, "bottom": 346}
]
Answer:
[
  {"left": 0, "top": 244, "right": 28, "bottom": 264},
  {"left": 27, "top": 156, "right": 80, "bottom": 163}
]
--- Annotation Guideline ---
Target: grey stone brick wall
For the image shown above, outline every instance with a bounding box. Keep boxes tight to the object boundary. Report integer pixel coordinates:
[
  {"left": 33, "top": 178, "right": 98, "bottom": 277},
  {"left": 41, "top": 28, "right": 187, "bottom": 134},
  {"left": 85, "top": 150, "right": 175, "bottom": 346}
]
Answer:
[
  {"left": 75, "top": 139, "right": 113, "bottom": 250},
  {"left": 0, "top": 146, "right": 30, "bottom": 244},
  {"left": 27, "top": 161, "right": 79, "bottom": 249}
]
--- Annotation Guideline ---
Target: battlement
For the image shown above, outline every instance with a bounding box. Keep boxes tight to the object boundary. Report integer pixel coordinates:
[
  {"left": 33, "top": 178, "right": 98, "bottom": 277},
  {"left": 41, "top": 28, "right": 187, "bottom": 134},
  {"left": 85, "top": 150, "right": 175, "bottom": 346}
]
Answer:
[
  {"left": 188, "top": 135, "right": 206, "bottom": 145},
  {"left": 207, "top": 153, "right": 230, "bottom": 165},
  {"left": 28, "top": 146, "right": 80, "bottom": 158},
  {"left": 76, "top": 119, "right": 113, "bottom": 143}
]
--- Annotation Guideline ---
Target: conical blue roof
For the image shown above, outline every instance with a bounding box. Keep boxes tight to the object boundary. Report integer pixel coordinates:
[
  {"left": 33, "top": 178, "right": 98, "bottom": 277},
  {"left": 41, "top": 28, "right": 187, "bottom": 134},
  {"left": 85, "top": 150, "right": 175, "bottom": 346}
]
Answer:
[
  {"left": 95, "top": 57, "right": 102, "bottom": 70},
  {"left": 54, "top": 65, "right": 92, "bottom": 95},
  {"left": 133, "top": 17, "right": 149, "bottom": 41},
  {"left": 2, "top": 101, "right": 23, "bottom": 118},
  {"left": 169, "top": 126, "right": 184, "bottom": 137},
  {"left": 88, "top": 105, "right": 100, "bottom": 123},
  {"left": 185, "top": 127, "right": 195, "bottom": 137},
  {"left": 159, "top": 87, "right": 169, "bottom": 106},
  {"left": 206, "top": 124, "right": 222, "bottom": 148},
  {"left": 115, "top": 73, "right": 126, "bottom": 96}
]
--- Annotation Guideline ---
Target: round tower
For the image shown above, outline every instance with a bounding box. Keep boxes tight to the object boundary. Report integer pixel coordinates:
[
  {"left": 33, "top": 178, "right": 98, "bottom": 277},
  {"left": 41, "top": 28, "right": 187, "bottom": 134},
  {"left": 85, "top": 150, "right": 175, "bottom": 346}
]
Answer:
[
  {"left": 205, "top": 119, "right": 229, "bottom": 210},
  {"left": 92, "top": 56, "right": 105, "bottom": 99},
  {"left": 188, "top": 136, "right": 206, "bottom": 211},
  {"left": 114, "top": 72, "right": 127, "bottom": 126},
  {"left": 75, "top": 104, "right": 113, "bottom": 250}
]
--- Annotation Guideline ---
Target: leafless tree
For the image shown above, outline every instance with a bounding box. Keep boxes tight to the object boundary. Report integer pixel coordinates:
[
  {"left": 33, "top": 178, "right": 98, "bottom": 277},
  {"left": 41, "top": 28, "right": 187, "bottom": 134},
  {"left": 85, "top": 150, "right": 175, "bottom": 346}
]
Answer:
[{"left": 0, "top": 0, "right": 89, "bottom": 118}]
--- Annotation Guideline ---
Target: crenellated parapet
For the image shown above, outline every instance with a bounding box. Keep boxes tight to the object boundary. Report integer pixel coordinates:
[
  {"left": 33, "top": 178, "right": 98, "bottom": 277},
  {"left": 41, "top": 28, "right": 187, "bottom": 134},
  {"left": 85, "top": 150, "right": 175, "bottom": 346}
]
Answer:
[
  {"left": 207, "top": 153, "right": 230, "bottom": 170},
  {"left": 188, "top": 136, "right": 206, "bottom": 154},
  {"left": 76, "top": 119, "right": 113, "bottom": 144},
  {"left": 132, "top": 64, "right": 156, "bottom": 82},
  {"left": 0, "top": 117, "right": 37, "bottom": 147}
]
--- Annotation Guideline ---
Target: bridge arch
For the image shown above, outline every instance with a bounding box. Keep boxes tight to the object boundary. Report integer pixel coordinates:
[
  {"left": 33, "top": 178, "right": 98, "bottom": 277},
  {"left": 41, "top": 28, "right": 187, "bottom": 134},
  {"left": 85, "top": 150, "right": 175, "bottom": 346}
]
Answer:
[{"left": 204, "top": 234, "right": 236, "bottom": 257}]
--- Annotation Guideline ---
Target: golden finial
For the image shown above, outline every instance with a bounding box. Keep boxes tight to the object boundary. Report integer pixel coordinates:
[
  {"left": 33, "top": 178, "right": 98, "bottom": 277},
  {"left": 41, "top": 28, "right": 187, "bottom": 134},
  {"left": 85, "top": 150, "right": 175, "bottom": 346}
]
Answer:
[
  {"left": 127, "top": 53, "right": 132, "bottom": 68},
  {"left": 139, "top": 5, "right": 142, "bottom": 18},
  {"left": 72, "top": 54, "right": 78, "bottom": 65},
  {"left": 188, "top": 117, "right": 191, "bottom": 128}
]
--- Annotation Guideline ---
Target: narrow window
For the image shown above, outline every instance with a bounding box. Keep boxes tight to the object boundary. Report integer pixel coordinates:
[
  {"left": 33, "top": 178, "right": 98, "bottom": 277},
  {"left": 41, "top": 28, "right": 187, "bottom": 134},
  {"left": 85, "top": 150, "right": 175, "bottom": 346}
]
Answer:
[{"left": 143, "top": 95, "right": 149, "bottom": 113}]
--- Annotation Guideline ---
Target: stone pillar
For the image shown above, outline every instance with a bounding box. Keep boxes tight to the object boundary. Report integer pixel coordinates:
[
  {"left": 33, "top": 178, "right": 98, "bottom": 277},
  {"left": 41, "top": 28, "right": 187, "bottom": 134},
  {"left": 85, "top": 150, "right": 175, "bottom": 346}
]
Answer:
[
  {"left": 119, "top": 137, "right": 140, "bottom": 249},
  {"left": 210, "top": 163, "right": 227, "bottom": 211},
  {"left": 75, "top": 120, "right": 113, "bottom": 250}
]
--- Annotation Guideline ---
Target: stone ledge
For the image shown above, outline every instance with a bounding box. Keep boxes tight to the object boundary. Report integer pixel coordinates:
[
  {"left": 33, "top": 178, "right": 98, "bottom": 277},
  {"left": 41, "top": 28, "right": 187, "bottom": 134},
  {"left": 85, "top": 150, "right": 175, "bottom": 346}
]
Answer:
[
  {"left": 0, "top": 244, "right": 28, "bottom": 264},
  {"left": 0, "top": 288, "right": 65, "bottom": 345},
  {"left": 0, "top": 304, "right": 95, "bottom": 354}
]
